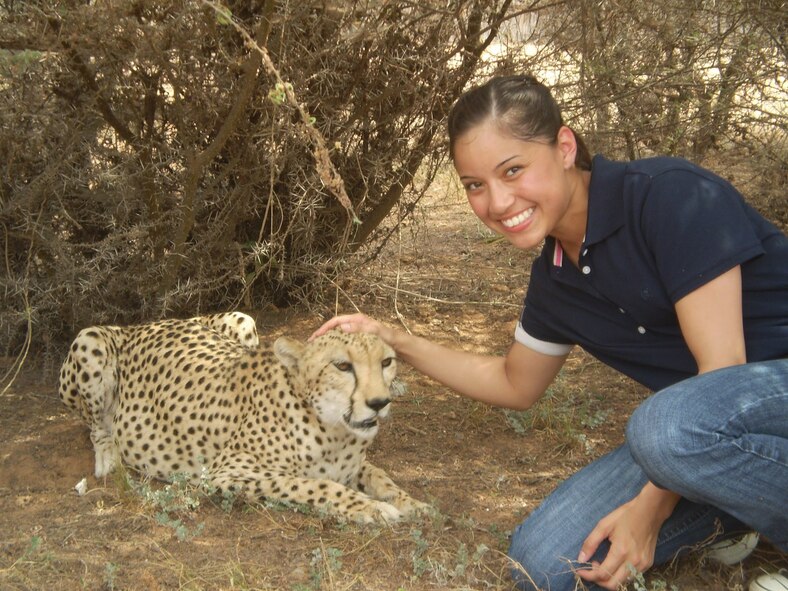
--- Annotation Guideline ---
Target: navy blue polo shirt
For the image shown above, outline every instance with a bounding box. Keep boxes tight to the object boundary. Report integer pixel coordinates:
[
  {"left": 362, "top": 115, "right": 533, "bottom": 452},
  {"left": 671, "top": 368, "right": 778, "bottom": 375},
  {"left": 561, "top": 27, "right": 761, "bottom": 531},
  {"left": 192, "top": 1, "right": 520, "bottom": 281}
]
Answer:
[{"left": 517, "top": 155, "right": 788, "bottom": 391}]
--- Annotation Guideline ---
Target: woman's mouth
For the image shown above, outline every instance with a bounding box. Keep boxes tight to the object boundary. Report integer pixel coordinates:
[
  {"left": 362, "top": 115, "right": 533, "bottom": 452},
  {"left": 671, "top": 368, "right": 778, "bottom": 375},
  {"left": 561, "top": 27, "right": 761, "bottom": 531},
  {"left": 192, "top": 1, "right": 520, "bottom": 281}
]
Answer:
[{"left": 502, "top": 207, "right": 534, "bottom": 229}]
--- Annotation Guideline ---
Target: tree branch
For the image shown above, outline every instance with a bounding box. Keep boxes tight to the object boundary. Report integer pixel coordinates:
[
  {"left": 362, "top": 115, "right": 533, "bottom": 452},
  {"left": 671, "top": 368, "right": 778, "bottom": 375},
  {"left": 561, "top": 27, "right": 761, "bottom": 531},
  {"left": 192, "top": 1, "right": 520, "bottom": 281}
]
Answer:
[{"left": 159, "top": 1, "right": 275, "bottom": 298}]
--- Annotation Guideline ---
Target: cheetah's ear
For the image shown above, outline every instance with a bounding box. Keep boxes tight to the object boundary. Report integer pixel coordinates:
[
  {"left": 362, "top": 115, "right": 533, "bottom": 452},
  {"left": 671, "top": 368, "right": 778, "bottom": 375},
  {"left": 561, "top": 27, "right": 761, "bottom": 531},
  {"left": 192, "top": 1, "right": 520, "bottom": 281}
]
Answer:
[{"left": 273, "top": 336, "right": 304, "bottom": 372}]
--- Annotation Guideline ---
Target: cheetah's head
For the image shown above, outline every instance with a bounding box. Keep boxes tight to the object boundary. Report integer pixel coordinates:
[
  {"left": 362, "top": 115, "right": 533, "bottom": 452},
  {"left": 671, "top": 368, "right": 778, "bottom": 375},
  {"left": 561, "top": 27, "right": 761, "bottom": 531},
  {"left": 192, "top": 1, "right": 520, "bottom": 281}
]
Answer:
[{"left": 274, "top": 331, "right": 397, "bottom": 439}]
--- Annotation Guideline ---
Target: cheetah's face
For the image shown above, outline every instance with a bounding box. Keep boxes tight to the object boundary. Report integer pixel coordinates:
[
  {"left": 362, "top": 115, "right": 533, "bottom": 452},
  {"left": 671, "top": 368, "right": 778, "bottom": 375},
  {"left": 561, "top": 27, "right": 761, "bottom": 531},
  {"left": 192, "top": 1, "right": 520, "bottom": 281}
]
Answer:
[{"left": 274, "top": 331, "right": 397, "bottom": 439}]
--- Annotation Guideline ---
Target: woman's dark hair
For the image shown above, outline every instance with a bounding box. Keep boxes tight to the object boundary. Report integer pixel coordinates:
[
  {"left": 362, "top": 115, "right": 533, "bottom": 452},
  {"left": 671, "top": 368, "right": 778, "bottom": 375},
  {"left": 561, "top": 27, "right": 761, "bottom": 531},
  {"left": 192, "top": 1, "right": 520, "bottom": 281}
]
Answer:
[{"left": 447, "top": 75, "right": 592, "bottom": 170}]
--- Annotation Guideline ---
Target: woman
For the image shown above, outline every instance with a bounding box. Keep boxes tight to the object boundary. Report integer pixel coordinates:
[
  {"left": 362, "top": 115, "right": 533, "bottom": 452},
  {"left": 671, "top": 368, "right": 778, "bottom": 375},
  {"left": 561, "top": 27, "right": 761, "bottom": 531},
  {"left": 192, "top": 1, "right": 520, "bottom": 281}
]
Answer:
[{"left": 312, "top": 75, "right": 788, "bottom": 591}]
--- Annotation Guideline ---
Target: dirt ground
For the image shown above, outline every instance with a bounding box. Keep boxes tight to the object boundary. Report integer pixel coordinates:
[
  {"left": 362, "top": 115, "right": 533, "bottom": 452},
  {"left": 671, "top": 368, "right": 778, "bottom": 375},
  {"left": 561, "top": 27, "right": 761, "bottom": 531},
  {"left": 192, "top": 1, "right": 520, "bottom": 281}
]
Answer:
[{"left": 1, "top": 168, "right": 786, "bottom": 591}]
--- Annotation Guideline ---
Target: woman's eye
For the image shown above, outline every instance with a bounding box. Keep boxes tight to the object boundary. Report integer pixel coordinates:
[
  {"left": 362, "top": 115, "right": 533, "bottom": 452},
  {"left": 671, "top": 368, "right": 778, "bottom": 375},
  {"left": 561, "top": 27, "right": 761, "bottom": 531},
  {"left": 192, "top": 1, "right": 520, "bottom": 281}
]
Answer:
[
  {"left": 334, "top": 362, "right": 353, "bottom": 372},
  {"left": 505, "top": 166, "right": 521, "bottom": 177},
  {"left": 464, "top": 181, "right": 482, "bottom": 192}
]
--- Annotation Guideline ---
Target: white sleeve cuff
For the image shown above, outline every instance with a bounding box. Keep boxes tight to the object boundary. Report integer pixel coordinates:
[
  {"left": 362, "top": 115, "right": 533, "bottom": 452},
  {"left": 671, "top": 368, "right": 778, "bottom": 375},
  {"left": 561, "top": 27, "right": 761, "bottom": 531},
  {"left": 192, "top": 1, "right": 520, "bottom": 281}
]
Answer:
[{"left": 514, "top": 323, "right": 573, "bottom": 356}]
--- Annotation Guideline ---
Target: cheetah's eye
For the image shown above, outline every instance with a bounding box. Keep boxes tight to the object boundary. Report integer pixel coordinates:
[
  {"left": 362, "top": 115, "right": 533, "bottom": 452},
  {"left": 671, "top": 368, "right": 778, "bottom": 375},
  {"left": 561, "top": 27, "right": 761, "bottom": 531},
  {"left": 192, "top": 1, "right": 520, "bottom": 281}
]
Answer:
[
  {"left": 381, "top": 357, "right": 394, "bottom": 368},
  {"left": 334, "top": 361, "right": 353, "bottom": 372}
]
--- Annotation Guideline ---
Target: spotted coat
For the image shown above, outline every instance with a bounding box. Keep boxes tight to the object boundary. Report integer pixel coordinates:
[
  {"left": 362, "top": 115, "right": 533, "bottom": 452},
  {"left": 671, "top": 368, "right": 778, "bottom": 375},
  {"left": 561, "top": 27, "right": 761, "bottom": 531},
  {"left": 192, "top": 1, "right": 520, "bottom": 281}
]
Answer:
[{"left": 59, "top": 313, "right": 427, "bottom": 523}]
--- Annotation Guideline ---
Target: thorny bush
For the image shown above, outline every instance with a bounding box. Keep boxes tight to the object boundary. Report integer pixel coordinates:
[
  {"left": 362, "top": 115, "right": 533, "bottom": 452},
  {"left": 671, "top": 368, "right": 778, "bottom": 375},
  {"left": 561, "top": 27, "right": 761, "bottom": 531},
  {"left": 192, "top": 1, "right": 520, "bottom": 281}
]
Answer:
[{"left": 1, "top": 0, "right": 786, "bottom": 358}]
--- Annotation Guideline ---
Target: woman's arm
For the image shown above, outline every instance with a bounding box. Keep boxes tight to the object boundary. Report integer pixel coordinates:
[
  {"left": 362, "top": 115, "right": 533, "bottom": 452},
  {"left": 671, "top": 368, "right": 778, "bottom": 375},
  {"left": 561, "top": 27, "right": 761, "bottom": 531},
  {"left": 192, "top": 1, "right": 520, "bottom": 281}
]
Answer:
[
  {"left": 311, "top": 313, "right": 567, "bottom": 410},
  {"left": 578, "top": 265, "right": 746, "bottom": 590},
  {"left": 674, "top": 265, "right": 746, "bottom": 372}
]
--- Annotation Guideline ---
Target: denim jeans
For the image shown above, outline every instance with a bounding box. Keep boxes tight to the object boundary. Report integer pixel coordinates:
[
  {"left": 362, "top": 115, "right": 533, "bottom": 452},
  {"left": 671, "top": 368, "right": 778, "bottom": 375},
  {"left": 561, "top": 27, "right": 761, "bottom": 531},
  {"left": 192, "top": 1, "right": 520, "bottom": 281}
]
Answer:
[{"left": 508, "top": 359, "right": 788, "bottom": 591}]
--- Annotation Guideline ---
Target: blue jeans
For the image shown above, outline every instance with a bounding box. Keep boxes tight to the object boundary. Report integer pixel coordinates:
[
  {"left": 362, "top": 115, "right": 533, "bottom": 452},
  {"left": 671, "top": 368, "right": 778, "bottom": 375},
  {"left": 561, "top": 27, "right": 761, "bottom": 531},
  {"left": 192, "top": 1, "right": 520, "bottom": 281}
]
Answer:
[{"left": 508, "top": 359, "right": 788, "bottom": 591}]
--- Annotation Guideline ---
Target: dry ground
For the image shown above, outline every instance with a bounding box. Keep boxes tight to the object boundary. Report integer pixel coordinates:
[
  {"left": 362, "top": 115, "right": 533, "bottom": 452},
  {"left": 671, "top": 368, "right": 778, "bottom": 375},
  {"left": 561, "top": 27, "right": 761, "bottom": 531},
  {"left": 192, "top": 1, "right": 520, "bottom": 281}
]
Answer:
[{"left": 1, "top": 165, "right": 786, "bottom": 591}]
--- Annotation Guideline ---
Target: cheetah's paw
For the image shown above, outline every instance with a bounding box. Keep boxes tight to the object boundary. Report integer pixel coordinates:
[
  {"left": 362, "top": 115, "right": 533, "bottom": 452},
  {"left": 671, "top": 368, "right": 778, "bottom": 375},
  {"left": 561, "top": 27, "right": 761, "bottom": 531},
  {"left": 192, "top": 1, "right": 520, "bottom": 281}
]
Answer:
[
  {"left": 350, "top": 500, "right": 402, "bottom": 524},
  {"left": 399, "top": 497, "right": 434, "bottom": 519},
  {"left": 93, "top": 444, "right": 118, "bottom": 478}
]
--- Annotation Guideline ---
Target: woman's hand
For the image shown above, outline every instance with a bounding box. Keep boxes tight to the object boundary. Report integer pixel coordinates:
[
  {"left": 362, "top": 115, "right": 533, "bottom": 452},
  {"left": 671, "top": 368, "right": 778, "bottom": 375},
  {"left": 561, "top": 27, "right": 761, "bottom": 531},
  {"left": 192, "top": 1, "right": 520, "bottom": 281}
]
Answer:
[
  {"left": 576, "top": 483, "right": 680, "bottom": 590},
  {"left": 309, "top": 313, "right": 397, "bottom": 344}
]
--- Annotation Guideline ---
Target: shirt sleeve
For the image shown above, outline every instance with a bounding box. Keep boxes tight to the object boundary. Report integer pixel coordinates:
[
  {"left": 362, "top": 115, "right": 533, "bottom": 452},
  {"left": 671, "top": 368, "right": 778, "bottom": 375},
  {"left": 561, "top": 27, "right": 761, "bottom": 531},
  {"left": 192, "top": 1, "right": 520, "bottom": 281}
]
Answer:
[
  {"left": 640, "top": 169, "right": 765, "bottom": 303},
  {"left": 514, "top": 322, "right": 573, "bottom": 356},
  {"left": 516, "top": 251, "right": 575, "bottom": 355}
]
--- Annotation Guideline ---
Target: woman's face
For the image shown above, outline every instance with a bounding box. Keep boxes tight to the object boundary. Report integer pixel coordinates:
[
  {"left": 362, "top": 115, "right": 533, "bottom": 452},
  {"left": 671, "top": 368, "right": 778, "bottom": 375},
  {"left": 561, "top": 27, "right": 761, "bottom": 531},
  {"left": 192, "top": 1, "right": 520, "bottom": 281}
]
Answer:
[{"left": 452, "top": 120, "right": 580, "bottom": 251}]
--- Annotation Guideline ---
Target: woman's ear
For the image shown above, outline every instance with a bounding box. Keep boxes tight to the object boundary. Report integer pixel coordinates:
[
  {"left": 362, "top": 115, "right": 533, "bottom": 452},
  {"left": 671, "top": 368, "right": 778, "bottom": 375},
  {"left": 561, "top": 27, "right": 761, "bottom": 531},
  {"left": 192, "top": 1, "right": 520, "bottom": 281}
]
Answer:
[{"left": 556, "top": 126, "right": 578, "bottom": 169}]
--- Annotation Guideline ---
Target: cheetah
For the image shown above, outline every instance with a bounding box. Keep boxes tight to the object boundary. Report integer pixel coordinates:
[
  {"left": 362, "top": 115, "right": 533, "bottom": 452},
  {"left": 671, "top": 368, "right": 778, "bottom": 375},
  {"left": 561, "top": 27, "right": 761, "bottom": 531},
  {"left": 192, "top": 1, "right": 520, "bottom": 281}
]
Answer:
[{"left": 59, "top": 313, "right": 427, "bottom": 523}]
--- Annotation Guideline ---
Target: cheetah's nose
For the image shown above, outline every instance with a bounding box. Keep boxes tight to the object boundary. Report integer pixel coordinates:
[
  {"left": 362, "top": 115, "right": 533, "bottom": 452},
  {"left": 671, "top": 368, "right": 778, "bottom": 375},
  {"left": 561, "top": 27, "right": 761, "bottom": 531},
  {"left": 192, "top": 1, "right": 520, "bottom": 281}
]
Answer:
[{"left": 367, "top": 398, "right": 390, "bottom": 412}]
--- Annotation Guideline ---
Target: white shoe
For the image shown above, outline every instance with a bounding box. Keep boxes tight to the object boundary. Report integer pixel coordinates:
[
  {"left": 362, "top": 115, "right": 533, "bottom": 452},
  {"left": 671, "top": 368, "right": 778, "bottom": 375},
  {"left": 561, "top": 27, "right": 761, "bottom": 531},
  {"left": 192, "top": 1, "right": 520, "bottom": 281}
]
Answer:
[
  {"left": 749, "top": 570, "right": 788, "bottom": 591},
  {"left": 706, "top": 532, "right": 760, "bottom": 565}
]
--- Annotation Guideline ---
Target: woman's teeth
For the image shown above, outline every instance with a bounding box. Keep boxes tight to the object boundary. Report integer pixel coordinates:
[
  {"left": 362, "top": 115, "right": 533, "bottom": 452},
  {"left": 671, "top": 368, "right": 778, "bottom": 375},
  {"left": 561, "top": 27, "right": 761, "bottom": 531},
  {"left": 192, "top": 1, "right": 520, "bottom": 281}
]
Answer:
[{"left": 502, "top": 208, "right": 534, "bottom": 228}]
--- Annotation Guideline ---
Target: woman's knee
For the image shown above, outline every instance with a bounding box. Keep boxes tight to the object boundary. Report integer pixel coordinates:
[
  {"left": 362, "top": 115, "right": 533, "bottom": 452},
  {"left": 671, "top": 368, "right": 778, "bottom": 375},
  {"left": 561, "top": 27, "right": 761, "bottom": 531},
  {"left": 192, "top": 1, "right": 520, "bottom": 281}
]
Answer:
[
  {"left": 625, "top": 385, "right": 700, "bottom": 491},
  {"left": 508, "top": 517, "right": 587, "bottom": 591},
  {"left": 625, "top": 368, "right": 746, "bottom": 488},
  {"left": 626, "top": 394, "right": 673, "bottom": 459}
]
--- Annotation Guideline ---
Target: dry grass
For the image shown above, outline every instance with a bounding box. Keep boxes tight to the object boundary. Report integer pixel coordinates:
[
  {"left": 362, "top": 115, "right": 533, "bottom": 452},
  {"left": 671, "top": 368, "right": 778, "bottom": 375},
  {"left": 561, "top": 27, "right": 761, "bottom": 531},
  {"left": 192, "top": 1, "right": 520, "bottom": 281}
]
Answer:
[{"left": 1, "top": 157, "right": 786, "bottom": 591}]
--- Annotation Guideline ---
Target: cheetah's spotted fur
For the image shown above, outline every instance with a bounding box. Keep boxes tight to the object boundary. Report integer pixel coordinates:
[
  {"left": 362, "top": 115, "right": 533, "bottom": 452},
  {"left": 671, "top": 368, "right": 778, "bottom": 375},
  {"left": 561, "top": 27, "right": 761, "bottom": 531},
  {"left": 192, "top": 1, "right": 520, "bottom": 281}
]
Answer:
[{"left": 59, "top": 313, "right": 427, "bottom": 523}]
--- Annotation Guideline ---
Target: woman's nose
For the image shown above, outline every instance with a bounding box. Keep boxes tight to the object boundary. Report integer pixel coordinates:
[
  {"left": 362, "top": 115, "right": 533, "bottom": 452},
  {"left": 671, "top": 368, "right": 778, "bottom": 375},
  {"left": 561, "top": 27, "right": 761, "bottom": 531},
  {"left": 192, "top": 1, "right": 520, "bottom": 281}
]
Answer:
[{"left": 488, "top": 182, "right": 513, "bottom": 214}]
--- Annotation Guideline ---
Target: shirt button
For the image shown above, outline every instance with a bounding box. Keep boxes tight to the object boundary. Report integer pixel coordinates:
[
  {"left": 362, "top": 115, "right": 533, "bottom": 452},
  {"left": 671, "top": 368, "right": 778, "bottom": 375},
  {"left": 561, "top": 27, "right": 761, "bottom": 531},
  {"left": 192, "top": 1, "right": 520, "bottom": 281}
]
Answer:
[
  {"left": 637, "top": 326, "right": 646, "bottom": 334},
  {"left": 582, "top": 248, "right": 589, "bottom": 256},
  {"left": 582, "top": 265, "right": 591, "bottom": 275},
  {"left": 619, "top": 308, "right": 626, "bottom": 314}
]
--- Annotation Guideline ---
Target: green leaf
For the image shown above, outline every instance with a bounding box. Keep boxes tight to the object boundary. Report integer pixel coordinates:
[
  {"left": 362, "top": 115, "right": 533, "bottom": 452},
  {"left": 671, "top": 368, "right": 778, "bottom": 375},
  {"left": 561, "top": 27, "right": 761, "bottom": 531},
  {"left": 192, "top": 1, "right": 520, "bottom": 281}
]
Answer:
[{"left": 215, "top": 6, "right": 233, "bottom": 25}]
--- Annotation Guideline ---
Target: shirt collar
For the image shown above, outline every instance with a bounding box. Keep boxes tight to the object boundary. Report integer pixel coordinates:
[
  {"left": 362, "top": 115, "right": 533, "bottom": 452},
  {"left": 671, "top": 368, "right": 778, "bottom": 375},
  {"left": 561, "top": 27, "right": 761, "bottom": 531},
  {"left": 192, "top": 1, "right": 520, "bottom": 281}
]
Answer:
[
  {"left": 552, "top": 238, "right": 564, "bottom": 267},
  {"left": 585, "top": 154, "right": 627, "bottom": 246},
  {"left": 550, "top": 155, "right": 627, "bottom": 268}
]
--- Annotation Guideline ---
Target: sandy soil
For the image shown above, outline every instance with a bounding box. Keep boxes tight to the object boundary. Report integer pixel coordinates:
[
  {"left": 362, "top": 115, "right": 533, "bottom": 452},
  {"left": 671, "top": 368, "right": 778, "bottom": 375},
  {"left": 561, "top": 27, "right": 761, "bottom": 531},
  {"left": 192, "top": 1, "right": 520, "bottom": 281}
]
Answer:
[{"left": 1, "top": 171, "right": 785, "bottom": 591}]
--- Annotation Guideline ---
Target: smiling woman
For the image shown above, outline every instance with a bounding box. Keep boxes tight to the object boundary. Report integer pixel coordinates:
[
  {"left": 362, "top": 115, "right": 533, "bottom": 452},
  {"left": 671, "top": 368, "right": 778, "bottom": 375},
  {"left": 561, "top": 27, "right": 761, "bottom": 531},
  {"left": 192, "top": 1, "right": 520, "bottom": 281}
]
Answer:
[{"left": 312, "top": 74, "right": 788, "bottom": 591}]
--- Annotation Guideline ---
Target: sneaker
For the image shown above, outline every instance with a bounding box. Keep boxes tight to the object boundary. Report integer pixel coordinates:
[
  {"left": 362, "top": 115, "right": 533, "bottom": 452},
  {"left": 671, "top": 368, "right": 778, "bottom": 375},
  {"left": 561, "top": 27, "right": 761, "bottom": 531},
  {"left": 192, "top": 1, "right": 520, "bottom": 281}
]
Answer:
[
  {"left": 750, "top": 570, "right": 788, "bottom": 591},
  {"left": 706, "top": 532, "right": 760, "bottom": 565}
]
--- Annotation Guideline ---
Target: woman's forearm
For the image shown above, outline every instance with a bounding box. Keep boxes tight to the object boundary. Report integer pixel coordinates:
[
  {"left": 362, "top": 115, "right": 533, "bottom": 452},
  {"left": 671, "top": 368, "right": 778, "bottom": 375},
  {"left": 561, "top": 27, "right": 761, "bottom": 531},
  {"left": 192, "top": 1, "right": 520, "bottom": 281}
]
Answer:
[{"left": 388, "top": 328, "right": 563, "bottom": 410}]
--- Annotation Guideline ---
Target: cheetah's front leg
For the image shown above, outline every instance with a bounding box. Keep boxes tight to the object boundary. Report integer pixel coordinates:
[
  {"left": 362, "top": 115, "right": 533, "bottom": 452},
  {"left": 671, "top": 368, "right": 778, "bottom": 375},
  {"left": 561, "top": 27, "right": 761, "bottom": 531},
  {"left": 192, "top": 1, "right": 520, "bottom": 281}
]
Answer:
[
  {"left": 59, "top": 329, "right": 120, "bottom": 478},
  {"left": 356, "top": 462, "right": 431, "bottom": 518},
  {"left": 208, "top": 456, "right": 402, "bottom": 524}
]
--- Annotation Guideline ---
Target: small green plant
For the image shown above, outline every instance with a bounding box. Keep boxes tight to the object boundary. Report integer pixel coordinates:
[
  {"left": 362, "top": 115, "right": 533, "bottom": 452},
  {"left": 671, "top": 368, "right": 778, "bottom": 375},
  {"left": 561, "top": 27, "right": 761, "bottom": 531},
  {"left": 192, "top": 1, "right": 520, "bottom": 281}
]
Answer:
[
  {"left": 122, "top": 467, "right": 248, "bottom": 540},
  {"left": 103, "top": 562, "right": 119, "bottom": 591},
  {"left": 405, "top": 519, "right": 498, "bottom": 586},
  {"left": 390, "top": 378, "right": 408, "bottom": 397},
  {"left": 130, "top": 472, "right": 207, "bottom": 541},
  {"left": 22, "top": 535, "right": 42, "bottom": 561},
  {"left": 503, "top": 377, "right": 610, "bottom": 455},
  {"left": 6, "top": 535, "right": 44, "bottom": 570},
  {"left": 292, "top": 546, "right": 343, "bottom": 591},
  {"left": 450, "top": 542, "right": 469, "bottom": 578},
  {"left": 197, "top": 465, "right": 238, "bottom": 513},
  {"left": 260, "top": 497, "right": 318, "bottom": 517},
  {"left": 627, "top": 564, "right": 679, "bottom": 591},
  {"left": 0, "top": 49, "right": 43, "bottom": 75},
  {"left": 445, "top": 541, "right": 491, "bottom": 583},
  {"left": 138, "top": 472, "right": 202, "bottom": 513},
  {"left": 153, "top": 511, "right": 205, "bottom": 542},
  {"left": 410, "top": 528, "right": 431, "bottom": 578},
  {"left": 1, "top": 535, "right": 56, "bottom": 582},
  {"left": 472, "top": 543, "right": 490, "bottom": 564},
  {"left": 487, "top": 522, "right": 511, "bottom": 549}
]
